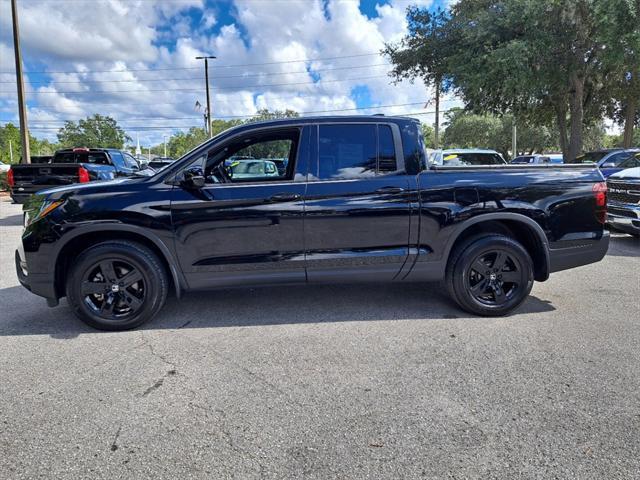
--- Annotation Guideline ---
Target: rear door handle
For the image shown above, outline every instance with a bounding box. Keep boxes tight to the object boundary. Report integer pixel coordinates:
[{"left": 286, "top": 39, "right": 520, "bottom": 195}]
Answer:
[
  {"left": 269, "top": 193, "right": 301, "bottom": 202},
  {"left": 375, "top": 187, "right": 405, "bottom": 194}
]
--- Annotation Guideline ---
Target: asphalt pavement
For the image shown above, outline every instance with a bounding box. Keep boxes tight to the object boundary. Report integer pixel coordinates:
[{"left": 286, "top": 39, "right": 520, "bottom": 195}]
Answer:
[{"left": 1, "top": 196, "right": 639, "bottom": 479}]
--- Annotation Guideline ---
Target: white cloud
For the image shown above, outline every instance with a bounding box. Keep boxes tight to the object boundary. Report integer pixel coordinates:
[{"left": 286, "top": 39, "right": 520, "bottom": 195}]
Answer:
[{"left": 0, "top": 0, "right": 456, "bottom": 145}]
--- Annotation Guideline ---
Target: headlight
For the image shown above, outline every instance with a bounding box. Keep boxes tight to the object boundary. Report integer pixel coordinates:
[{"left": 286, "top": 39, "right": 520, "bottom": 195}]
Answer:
[{"left": 26, "top": 200, "right": 64, "bottom": 226}]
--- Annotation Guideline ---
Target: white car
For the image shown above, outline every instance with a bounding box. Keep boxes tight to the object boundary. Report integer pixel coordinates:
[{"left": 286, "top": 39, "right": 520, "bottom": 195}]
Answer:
[
  {"left": 0, "top": 161, "right": 10, "bottom": 173},
  {"left": 429, "top": 148, "right": 507, "bottom": 166}
]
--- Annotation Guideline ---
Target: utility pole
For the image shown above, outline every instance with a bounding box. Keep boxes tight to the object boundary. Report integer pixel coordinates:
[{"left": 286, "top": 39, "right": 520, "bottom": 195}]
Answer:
[
  {"left": 163, "top": 135, "right": 167, "bottom": 157},
  {"left": 433, "top": 80, "right": 440, "bottom": 149},
  {"left": 196, "top": 55, "right": 216, "bottom": 137},
  {"left": 9, "top": 140, "right": 14, "bottom": 163},
  {"left": 11, "top": 0, "right": 30, "bottom": 164}
]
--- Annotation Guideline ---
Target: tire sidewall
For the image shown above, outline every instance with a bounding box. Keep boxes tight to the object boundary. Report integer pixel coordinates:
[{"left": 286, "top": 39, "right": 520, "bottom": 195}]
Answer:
[
  {"left": 452, "top": 236, "right": 534, "bottom": 316},
  {"left": 67, "top": 243, "right": 165, "bottom": 330}
]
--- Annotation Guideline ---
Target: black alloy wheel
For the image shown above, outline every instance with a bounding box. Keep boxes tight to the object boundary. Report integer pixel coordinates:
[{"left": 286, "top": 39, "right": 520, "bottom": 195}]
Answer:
[
  {"left": 81, "top": 259, "right": 146, "bottom": 320},
  {"left": 446, "top": 234, "right": 534, "bottom": 316},
  {"left": 66, "top": 241, "right": 168, "bottom": 330},
  {"left": 466, "top": 249, "right": 522, "bottom": 306}
]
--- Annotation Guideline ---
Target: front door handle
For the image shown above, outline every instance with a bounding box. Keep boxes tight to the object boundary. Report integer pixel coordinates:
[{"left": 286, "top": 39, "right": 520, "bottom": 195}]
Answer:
[
  {"left": 375, "top": 186, "right": 405, "bottom": 194},
  {"left": 269, "top": 193, "right": 301, "bottom": 202}
]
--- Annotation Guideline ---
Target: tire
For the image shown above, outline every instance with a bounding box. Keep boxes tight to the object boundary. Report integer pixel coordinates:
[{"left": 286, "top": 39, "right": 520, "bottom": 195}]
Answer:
[
  {"left": 66, "top": 240, "right": 168, "bottom": 331},
  {"left": 446, "top": 234, "right": 534, "bottom": 316}
]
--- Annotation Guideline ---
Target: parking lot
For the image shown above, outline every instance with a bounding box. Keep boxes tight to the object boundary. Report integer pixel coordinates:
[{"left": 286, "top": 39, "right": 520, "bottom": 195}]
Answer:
[{"left": 0, "top": 196, "right": 638, "bottom": 478}]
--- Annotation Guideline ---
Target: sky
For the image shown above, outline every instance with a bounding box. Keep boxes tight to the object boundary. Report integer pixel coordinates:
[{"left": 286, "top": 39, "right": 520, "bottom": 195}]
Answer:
[{"left": 0, "top": 0, "right": 460, "bottom": 147}]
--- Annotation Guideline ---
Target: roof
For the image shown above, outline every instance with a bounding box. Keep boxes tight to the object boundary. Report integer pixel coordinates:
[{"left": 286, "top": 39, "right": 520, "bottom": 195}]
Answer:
[{"left": 234, "top": 114, "right": 419, "bottom": 130}]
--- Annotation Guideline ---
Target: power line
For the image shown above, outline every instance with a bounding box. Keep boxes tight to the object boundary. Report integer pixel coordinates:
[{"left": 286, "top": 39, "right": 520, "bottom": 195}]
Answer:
[
  {"left": 19, "top": 104, "right": 455, "bottom": 131},
  {"left": 0, "top": 53, "right": 383, "bottom": 75},
  {"left": 0, "top": 74, "right": 390, "bottom": 95},
  {"left": 18, "top": 102, "right": 430, "bottom": 124},
  {"left": 0, "top": 63, "right": 391, "bottom": 85}
]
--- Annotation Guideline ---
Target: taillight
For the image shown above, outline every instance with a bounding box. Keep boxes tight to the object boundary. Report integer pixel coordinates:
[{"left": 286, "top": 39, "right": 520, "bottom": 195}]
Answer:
[
  {"left": 7, "top": 167, "right": 14, "bottom": 187},
  {"left": 593, "top": 181, "right": 607, "bottom": 224},
  {"left": 78, "top": 166, "right": 90, "bottom": 183}
]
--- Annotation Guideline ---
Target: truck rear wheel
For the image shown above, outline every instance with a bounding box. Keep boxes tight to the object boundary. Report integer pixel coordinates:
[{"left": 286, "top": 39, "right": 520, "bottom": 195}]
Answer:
[
  {"left": 446, "top": 234, "right": 534, "bottom": 316},
  {"left": 66, "top": 241, "right": 168, "bottom": 330}
]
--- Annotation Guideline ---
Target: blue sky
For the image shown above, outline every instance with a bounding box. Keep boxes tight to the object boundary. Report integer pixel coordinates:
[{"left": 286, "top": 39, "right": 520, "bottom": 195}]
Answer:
[{"left": 0, "top": 0, "right": 456, "bottom": 145}]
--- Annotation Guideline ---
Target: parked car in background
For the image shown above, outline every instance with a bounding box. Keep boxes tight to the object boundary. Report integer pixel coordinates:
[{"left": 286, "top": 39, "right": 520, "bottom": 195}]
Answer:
[
  {"left": 148, "top": 157, "right": 176, "bottom": 171},
  {"left": 568, "top": 148, "right": 640, "bottom": 177},
  {"left": 430, "top": 148, "right": 507, "bottom": 166},
  {"left": 8, "top": 148, "right": 151, "bottom": 203},
  {"left": 606, "top": 161, "right": 640, "bottom": 237},
  {"left": 16, "top": 116, "right": 609, "bottom": 330},
  {"left": 511, "top": 154, "right": 563, "bottom": 165},
  {"left": 227, "top": 158, "right": 280, "bottom": 179},
  {"left": 0, "top": 160, "right": 10, "bottom": 173}
]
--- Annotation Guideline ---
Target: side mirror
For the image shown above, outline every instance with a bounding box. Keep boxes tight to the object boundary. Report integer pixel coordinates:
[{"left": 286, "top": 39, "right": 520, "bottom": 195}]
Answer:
[{"left": 182, "top": 167, "right": 205, "bottom": 189}]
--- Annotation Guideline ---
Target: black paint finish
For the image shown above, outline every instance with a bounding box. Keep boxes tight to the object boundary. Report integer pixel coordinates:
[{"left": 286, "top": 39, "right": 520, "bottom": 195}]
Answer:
[{"left": 15, "top": 116, "right": 609, "bottom": 305}]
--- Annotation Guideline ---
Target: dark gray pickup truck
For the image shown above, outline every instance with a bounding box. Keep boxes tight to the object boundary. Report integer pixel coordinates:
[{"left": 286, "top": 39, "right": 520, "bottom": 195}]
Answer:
[{"left": 8, "top": 148, "right": 148, "bottom": 203}]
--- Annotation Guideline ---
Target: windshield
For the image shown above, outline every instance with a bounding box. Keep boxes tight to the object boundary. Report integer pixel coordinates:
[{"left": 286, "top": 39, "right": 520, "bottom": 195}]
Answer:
[{"left": 569, "top": 151, "right": 610, "bottom": 164}]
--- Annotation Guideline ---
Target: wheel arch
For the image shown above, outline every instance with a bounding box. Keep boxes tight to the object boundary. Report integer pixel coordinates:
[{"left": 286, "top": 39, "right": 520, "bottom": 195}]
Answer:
[
  {"left": 444, "top": 213, "right": 550, "bottom": 282},
  {"left": 53, "top": 225, "right": 186, "bottom": 299}
]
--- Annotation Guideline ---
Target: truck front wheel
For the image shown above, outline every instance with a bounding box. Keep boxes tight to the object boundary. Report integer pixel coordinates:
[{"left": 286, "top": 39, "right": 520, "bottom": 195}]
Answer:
[
  {"left": 66, "top": 240, "right": 168, "bottom": 330},
  {"left": 446, "top": 234, "right": 534, "bottom": 316}
]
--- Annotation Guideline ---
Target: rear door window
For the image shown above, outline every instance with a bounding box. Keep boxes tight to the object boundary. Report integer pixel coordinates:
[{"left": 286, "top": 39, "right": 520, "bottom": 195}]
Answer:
[
  {"left": 316, "top": 124, "right": 399, "bottom": 180},
  {"left": 318, "top": 124, "right": 377, "bottom": 180}
]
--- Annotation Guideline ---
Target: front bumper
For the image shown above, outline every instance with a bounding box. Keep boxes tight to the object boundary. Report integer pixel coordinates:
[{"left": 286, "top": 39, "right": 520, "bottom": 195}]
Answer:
[
  {"left": 548, "top": 230, "right": 610, "bottom": 273},
  {"left": 15, "top": 249, "right": 58, "bottom": 305},
  {"left": 607, "top": 201, "right": 640, "bottom": 235}
]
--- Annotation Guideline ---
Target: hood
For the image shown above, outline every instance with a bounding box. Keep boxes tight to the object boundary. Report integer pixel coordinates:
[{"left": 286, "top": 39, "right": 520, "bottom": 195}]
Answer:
[
  {"left": 37, "top": 177, "right": 140, "bottom": 197},
  {"left": 609, "top": 167, "right": 640, "bottom": 180}
]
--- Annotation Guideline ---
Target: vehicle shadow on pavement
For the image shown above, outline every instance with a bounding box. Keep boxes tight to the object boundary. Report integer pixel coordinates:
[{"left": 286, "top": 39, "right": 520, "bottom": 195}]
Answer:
[
  {"left": 0, "top": 213, "right": 23, "bottom": 227},
  {"left": 606, "top": 234, "right": 640, "bottom": 257},
  {"left": 0, "top": 283, "right": 556, "bottom": 338}
]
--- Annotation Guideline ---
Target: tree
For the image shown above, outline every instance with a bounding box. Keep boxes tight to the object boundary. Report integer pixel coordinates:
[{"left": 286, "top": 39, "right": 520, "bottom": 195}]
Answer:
[
  {"left": 165, "top": 127, "right": 208, "bottom": 158},
  {"left": 420, "top": 123, "right": 435, "bottom": 148},
  {"left": 595, "top": 0, "right": 640, "bottom": 147},
  {"left": 57, "top": 114, "right": 130, "bottom": 149},
  {"left": 383, "top": 8, "right": 450, "bottom": 148},
  {"left": 156, "top": 110, "right": 301, "bottom": 158},
  {"left": 0, "top": 123, "right": 55, "bottom": 163},
  {"left": 441, "top": 109, "right": 560, "bottom": 158},
  {"left": 388, "top": 1, "right": 622, "bottom": 161}
]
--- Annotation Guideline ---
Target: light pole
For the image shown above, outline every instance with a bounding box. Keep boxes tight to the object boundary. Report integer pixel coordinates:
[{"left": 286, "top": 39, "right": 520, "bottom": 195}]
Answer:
[
  {"left": 195, "top": 55, "right": 216, "bottom": 137},
  {"left": 163, "top": 135, "right": 167, "bottom": 157}
]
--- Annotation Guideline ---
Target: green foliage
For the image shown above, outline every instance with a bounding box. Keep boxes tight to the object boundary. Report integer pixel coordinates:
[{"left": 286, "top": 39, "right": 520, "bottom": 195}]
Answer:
[
  {"left": 0, "top": 171, "right": 8, "bottom": 191},
  {"left": 442, "top": 109, "right": 560, "bottom": 159},
  {"left": 420, "top": 123, "right": 435, "bottom": 148},
  {"left": 387, "top": 0, "right": 637, "bottom": 159},
  {"left": 57, "top": 114, "right": 130, "bottom": 149},
  {"left": 158, "top": 110, "right": 301, "bottom": 158},
  {"left": 0, "top": 123, "right": 56, "bottom": 163}
]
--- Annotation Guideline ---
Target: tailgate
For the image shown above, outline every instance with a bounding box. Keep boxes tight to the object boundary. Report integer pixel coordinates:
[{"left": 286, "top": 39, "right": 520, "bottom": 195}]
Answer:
[{"left": 11, "top": 163, "right": 80, "bottom": 186}]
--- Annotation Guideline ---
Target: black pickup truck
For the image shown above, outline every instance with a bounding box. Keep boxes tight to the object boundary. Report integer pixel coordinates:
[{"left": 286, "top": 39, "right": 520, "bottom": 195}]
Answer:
[
  {"left": 16, "top": 116, "right": 609, "bottom": 330},
  {"left": 8, "top": 148, "right": 147, "bottom": 203}
]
